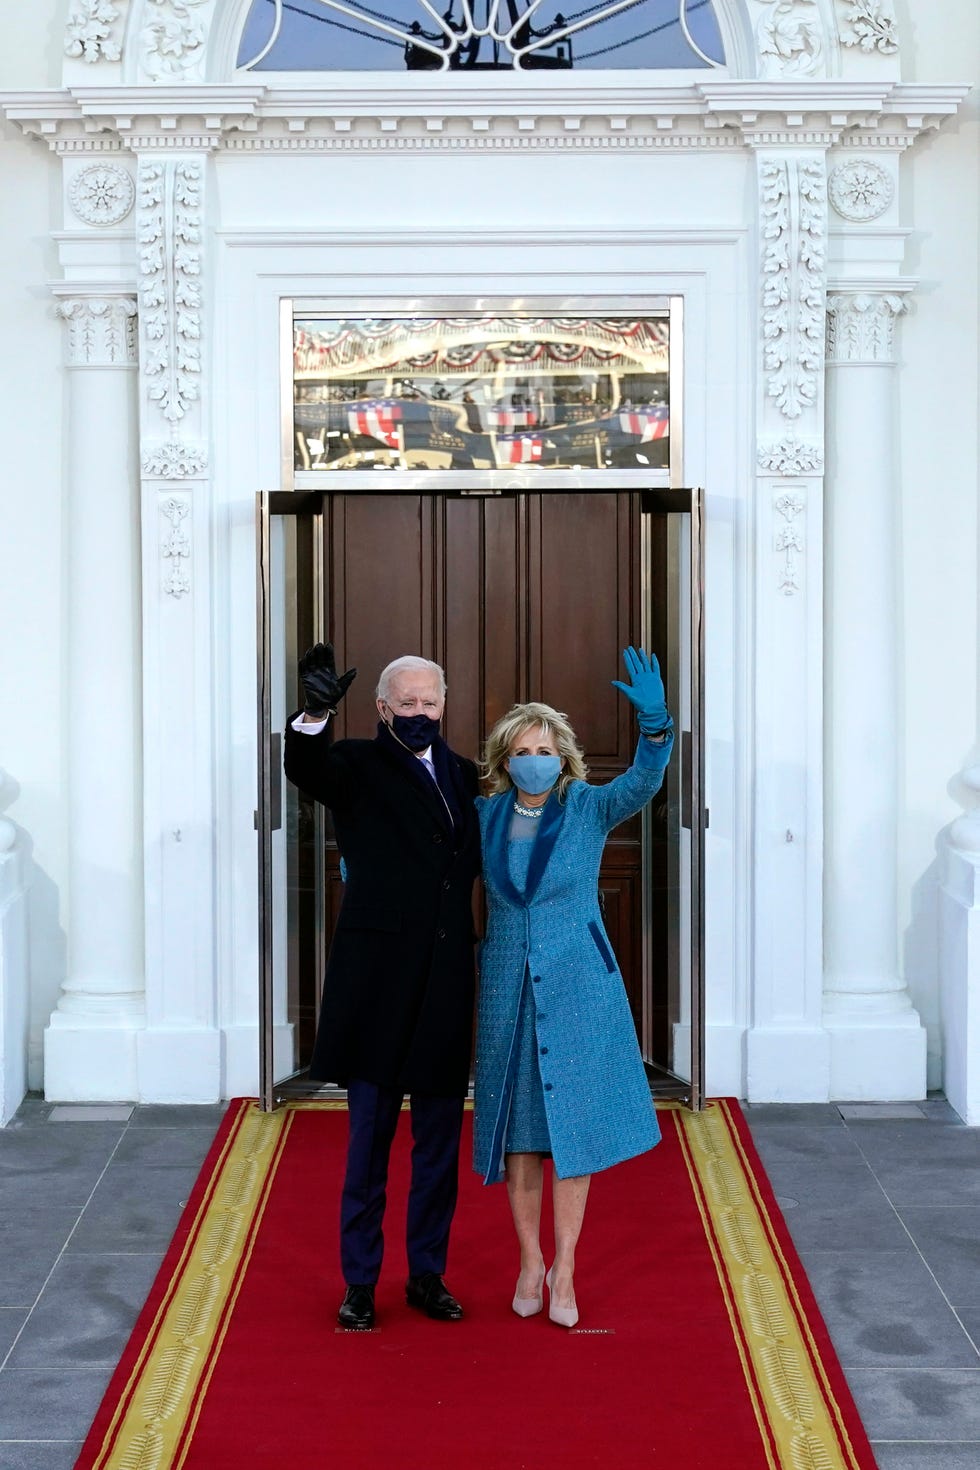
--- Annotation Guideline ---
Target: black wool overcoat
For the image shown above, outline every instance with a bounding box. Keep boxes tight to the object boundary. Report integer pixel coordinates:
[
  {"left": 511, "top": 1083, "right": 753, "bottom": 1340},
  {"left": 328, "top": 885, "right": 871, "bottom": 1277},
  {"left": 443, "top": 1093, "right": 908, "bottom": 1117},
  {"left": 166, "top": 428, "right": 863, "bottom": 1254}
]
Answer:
[{"left": 283, "top": 718, "right": 481, "bottom": 1098}]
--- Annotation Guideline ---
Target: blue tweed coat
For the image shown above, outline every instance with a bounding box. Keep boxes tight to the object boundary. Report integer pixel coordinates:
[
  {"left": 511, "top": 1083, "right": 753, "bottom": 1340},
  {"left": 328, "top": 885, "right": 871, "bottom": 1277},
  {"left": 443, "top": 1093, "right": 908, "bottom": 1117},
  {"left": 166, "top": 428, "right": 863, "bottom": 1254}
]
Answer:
[{"left": 473, "top": 734, "right": 674, "bottom": 1184}]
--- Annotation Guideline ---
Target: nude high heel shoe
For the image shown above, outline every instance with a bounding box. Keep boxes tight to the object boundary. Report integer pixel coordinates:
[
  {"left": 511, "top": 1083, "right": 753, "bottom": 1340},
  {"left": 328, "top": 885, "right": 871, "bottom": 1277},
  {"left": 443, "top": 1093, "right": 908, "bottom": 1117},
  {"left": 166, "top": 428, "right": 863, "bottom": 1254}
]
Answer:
[
  {"left": 545, "top": 1267, "right": 579, "bottom": 1328},
  {"left": 512, "top": 1272, "right": 544, "bottom": 1318}
]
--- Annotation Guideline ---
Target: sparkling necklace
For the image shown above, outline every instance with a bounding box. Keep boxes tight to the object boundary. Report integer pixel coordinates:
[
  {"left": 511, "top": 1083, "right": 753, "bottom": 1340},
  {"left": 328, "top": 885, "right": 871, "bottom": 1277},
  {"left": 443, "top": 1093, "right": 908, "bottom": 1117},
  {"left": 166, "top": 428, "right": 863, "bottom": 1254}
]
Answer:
[{"left": 514, "top": 799, "right": 545, "bottom": 818}]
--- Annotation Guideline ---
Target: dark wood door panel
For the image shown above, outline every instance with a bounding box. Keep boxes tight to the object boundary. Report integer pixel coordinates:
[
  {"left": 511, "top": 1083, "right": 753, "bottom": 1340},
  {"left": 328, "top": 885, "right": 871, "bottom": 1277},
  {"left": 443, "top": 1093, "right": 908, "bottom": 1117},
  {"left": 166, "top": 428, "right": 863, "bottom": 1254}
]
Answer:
[{"left": 309, "top": 488, "right": 664, "bottom": 1061}]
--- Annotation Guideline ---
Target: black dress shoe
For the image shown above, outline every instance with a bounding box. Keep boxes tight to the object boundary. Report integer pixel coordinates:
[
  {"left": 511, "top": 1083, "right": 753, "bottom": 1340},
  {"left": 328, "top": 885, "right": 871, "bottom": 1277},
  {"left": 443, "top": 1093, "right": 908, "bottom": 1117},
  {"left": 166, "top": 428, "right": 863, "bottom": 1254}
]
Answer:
[
  {"left": 406, "top": 1273, "right": 464, "bottom": 1321},
  {"left": 337, "top": 1284, "right": 375, "bottom": 1330}
]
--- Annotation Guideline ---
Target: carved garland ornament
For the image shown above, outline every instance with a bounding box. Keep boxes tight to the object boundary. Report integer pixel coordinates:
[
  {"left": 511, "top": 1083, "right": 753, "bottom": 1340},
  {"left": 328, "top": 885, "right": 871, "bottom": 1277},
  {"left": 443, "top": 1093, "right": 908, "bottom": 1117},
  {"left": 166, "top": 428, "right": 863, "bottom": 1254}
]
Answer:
[
  {"left": 757, "top": 1, "right": 823, "bottom": 79},
  {"left": 138, "top": 159, "right": 203, "bottom": 425},
  {"left": 828, "top": 158, "right": 893, "bottom": 221},
  {"left": 774, "top": 492, "right": 805, "bottom": 596},
  {"left": 757, "top": 435, "right": 823, "bottom": 475},
  {"left": 760, "top": 155, "right": 827, "bottom": 420},
  {"left": 161, "top": 496, "right": 191, "bottom": 597},
  {"left": 64, "top": 0, "right": 124, "bottom": 63},
  {"left": 142, "top": 442, "right": 209, "bottom": 478},
  {"left": 837, "top": 0, "right": 899, "bottom": 55},
  {"left": 68, "top": 164, "right": 136, "bottom": 227},
  {"left": 141, "top": 0, "right": 211, "bottom": 81}
]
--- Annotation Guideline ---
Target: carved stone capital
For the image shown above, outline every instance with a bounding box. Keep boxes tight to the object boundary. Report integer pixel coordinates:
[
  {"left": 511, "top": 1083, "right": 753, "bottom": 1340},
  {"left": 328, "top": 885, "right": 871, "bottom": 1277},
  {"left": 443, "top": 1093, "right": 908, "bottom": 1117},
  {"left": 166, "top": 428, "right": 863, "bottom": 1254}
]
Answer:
[
  {"left": 826, "top": 291, "right": 906, "bottom": 363},
  {"left": 55, "top": 295, "right": 138, "bottom": 366}
]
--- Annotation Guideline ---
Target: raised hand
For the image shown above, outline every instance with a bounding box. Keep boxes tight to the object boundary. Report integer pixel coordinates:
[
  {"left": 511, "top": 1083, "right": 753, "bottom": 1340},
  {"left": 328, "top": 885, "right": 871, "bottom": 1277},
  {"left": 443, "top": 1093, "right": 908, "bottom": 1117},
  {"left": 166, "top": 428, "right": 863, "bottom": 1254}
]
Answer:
[
  {"left": 611, "top": 646, "right": 672, "bottom": 734},
  {"left": 298, "top": 642, "right": 357, "bottom": 717}
]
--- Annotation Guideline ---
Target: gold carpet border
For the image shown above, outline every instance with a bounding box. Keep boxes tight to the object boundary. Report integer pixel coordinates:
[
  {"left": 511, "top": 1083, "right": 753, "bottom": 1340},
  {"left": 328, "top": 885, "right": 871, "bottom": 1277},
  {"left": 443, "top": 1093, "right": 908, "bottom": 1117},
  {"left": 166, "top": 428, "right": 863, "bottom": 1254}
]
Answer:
[
  {"left": 676, "top": 1101, "right": 862, "bottom": 1470},
  {"left": 93, "top": 1101, "right": 292, "bottom": 1470}
]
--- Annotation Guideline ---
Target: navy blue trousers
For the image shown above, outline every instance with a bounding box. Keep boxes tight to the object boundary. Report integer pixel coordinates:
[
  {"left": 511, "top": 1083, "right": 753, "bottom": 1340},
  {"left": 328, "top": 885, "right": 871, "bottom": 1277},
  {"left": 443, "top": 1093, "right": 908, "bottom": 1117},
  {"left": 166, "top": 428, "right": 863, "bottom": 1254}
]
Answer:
[{"left": 340, "top": 1078, "right": 464, "bottom": 1286}]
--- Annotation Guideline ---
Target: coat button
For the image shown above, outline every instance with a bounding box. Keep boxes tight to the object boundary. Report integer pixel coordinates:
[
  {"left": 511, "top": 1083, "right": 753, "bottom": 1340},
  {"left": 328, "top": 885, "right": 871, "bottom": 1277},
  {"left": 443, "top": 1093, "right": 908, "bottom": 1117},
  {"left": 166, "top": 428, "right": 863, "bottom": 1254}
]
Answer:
[
  {"left": 544, "top": 1082, "right": 553, "bottom": 1092},
  {"left": 432, "top": 833, "right": 443, "bottom": 844},
  {"left": 443, "top": 879, "right": 451, "bottom": 890},
  {"left": 437, "top": 928, "right": 446, "bottom": 939},
  {"left": 532, "top": 974, "right": 541, "bottom": 984},
  {"left": 540, "top": 1046, "right": 548, "bottom": 1055}
]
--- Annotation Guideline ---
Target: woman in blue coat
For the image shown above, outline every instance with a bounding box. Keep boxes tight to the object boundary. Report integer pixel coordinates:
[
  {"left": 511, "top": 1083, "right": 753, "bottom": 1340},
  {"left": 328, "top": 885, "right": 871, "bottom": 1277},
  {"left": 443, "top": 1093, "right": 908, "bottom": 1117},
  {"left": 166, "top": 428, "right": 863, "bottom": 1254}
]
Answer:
[{"left": 473, "top": 649, "right": 673, "bottom": 1328}]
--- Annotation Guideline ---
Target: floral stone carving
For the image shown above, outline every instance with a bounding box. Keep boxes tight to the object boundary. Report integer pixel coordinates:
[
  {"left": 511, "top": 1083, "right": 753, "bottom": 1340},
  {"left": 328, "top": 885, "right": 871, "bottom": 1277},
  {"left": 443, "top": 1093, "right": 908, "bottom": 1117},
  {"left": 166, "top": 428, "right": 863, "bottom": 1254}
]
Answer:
[
  {"left": 69, "top": 164, "right": 136, "bottom": 227},
  {"left": 64, "top": 1, "right": 124, "bottom": 63},
  {"left": 828, "top": 159, "right": 893, "bottom": 222},
  {"left": 837, "top": 1, "right": 899, "bottom": 55}
]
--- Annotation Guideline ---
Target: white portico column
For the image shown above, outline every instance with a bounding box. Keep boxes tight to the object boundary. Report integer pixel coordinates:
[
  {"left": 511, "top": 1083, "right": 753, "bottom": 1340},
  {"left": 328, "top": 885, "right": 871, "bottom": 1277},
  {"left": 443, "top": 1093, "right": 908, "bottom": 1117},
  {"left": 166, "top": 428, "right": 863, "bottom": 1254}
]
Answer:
[
  {"left": 45, "top": 293, "right": 146, "bottom": 1100},
  {"left": 823, "top": 290, "right": 927, "bottom": 1099}
]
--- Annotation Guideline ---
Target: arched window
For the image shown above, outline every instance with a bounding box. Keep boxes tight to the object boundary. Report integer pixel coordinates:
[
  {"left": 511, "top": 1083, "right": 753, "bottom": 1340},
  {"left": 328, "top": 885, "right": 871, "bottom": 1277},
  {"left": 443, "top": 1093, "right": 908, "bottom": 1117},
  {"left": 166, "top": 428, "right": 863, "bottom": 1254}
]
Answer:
[{"left": 236, "top": 0, "right": 726, "bottom": 73}]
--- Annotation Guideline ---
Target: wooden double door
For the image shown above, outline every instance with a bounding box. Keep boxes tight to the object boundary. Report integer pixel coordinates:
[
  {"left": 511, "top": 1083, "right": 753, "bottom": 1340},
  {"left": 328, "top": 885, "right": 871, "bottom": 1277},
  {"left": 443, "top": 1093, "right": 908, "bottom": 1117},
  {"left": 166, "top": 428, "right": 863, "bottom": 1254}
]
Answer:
[{"left": 274, "top": 487, "right": 677, "bottom": 1087}]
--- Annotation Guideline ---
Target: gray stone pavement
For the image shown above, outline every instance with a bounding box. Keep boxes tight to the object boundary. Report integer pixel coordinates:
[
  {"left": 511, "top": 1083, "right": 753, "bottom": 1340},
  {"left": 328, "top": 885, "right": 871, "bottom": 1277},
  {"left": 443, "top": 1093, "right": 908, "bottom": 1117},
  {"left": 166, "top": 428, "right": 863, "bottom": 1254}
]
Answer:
[{"left": 0, "top": 1095, "right": 978, "bottom": 1469}]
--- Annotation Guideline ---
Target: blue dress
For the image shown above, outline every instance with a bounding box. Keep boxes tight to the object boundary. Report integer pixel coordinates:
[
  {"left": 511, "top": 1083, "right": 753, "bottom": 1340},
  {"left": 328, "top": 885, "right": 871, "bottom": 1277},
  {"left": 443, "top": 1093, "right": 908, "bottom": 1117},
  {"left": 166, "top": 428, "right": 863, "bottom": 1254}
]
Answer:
[{"left": 503, "top": 814, "right": 552, "bottom": 1155}]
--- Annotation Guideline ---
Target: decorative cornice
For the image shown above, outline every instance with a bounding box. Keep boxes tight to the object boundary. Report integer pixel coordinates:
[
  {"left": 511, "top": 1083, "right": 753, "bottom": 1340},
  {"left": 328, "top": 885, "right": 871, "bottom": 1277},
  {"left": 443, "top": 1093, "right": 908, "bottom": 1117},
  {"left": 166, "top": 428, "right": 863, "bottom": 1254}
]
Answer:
[
  {"left": 64, "top": 2, "right": 125, "bottom": 65},
  {"left": 138, "top": 157, "right": 203, "bottom": 424},
  {"left": 68, "top": 161, "right": 136, "bottom": 225},
  {"left": 1, "top": 83, "right": 970, "bottom": 156},
  {"left": 760, "top": 152, "right": 826, "bottom": 420},
  {"left": 55, "top": 294, "right": 138, "bottom": 366},
  {"left": 773, "top": 490, "right": 805, "bottom": 595},
  {"left": 828, "top": 158, "right": 893, "bottom": 220},
  {"left": 826, "top": 290, "right": 905, "bottom": 362},
  {"left": 160, "top": 494, "right": 191, "bottom": 597},
  {"left": 142, "top": 440, "right": 208, "bottom": 477},
  {"left": 758, "top": 434, "right": 823, "bottom": 475},
  {"left": 837, "top": 1, "right": 899, "bottom": 56}
]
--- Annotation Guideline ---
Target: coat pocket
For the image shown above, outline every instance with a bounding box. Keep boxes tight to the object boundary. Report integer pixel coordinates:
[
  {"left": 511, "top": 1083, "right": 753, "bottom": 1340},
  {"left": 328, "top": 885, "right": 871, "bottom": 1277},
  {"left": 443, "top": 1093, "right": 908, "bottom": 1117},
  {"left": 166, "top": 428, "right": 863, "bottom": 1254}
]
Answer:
[
  {"left": 336, "top": 904, "right": 402, "bottom": 934},
  {"left": 587, "top": 919, "right": 617, "bottom": 974}
]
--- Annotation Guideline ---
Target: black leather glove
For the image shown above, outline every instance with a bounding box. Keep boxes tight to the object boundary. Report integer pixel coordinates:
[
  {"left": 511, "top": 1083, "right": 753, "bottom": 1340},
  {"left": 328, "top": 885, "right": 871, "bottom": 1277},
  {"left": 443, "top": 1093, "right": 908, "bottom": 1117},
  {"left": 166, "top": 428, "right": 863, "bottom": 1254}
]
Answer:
[{"left": 298, "top": 642, "right": 357, "bottom": 717}]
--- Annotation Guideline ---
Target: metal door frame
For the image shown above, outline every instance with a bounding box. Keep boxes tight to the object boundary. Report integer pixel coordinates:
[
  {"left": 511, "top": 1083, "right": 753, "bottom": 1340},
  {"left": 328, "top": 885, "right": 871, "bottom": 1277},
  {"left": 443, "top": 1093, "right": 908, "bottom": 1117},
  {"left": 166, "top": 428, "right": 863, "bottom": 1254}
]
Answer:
[{"left": 256, "top": 485, "right": 705, "bottom": 1111}]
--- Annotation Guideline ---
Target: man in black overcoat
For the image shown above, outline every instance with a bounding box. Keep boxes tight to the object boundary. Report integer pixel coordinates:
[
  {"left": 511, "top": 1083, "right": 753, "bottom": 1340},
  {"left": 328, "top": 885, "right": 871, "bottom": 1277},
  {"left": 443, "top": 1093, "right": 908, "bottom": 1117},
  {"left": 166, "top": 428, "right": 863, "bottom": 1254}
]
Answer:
[{"left": 284, "top": 644, "right": 480, "bottom": 1330}]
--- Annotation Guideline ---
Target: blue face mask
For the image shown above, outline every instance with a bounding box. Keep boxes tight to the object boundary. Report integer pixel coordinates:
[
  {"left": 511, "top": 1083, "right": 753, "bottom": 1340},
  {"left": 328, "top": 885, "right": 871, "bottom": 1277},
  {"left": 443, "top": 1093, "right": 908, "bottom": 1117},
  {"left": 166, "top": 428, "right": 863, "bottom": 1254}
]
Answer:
[{"left": 508, "top": 754, "right": 561, "bottom": 795}]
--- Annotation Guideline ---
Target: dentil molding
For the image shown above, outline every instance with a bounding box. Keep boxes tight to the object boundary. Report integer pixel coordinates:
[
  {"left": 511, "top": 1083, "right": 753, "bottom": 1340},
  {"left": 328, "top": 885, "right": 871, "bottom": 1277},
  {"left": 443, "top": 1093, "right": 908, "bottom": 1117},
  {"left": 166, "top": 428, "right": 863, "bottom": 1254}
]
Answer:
[
  {"left": 828, "top": 157, "right": 893, "bottom": 219},
  {"left": 55, "top": 295, "right": 138, "bottom": 366},
  {"left": 759, "top": 152, "right": 826, "bottom": 420},
  {"left": 137, "top": 157, "right": 203, "bottom": 424},
  {"left": 68, "top": 161, "right": 136, "bottom": 225},
  {"left": 160, "top": 495, "right": 191, "bottom": 596},
  {"left": 826, "top": 290, "right": 905, "bottom": 362},
  {"left": 2, "top": 84, "right": 968, "bottom": 156}
]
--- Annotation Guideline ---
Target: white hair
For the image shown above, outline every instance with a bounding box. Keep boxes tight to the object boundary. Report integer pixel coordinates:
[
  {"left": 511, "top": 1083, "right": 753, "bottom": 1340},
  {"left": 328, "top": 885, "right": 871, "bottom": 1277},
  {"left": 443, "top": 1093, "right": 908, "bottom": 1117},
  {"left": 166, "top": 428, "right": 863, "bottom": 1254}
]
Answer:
[{"left": 376, "top": 656, "right": 447, "bottom": 703}]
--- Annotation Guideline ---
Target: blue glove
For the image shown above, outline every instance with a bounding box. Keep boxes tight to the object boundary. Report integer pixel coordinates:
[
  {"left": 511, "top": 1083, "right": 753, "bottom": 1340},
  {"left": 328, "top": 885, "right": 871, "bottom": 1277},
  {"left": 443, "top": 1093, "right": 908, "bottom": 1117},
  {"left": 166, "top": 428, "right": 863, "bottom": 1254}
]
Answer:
[{"left": 611, "top": 646, "right": 673, "bottom": 734}]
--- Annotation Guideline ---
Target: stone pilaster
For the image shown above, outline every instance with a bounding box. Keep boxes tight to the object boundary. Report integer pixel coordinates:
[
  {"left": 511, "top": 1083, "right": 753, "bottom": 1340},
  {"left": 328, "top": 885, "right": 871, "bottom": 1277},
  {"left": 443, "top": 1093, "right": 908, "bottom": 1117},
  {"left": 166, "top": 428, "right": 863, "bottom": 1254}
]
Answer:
[
  {"left": 823, "top": 288, "right": 927, "bottom": 1098},
  {"left": 45, "top": 292, "right": 145, "bottom": 1100}
]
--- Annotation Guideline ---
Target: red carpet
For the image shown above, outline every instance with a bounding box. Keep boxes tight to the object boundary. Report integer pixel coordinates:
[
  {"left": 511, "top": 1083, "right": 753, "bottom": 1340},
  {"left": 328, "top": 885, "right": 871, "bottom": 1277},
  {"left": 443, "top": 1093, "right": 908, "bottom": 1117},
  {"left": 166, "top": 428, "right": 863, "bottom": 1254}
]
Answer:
[{"left": 76, "top": 1099, "right": 878, "bottom": 1469}]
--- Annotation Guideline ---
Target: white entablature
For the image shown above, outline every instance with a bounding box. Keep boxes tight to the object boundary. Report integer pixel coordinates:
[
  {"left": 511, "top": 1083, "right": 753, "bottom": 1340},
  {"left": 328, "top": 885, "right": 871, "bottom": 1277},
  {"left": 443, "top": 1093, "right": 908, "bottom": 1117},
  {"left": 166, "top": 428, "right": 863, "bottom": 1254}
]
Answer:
[{"left": 60, "top": 1, "right": 908, "bottom": 84}]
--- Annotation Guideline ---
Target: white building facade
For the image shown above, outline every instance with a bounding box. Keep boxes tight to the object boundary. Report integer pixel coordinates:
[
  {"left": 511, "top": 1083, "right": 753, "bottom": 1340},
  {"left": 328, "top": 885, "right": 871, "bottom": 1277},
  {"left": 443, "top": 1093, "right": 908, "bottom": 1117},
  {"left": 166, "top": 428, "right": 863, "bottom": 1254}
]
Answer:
[{"left": 0, "top": 1, "right": 977, "bottom": 1117}]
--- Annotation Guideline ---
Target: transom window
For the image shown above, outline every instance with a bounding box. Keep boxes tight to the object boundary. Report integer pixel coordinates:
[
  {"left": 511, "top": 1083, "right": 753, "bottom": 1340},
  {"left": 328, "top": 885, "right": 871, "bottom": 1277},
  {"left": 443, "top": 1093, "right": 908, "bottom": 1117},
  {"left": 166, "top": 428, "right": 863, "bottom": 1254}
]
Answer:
[
  {"left": 238, "top": 0, "right": 724, "bottom": 72},
  {"left": 291, "top": 313, "right": 671, "bottom": 475}
]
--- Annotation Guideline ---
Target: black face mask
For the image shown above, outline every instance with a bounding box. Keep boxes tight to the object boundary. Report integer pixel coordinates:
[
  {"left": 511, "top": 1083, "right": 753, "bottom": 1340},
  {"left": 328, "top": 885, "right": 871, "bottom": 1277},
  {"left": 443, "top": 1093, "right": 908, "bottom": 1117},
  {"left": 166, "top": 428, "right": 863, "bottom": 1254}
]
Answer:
[{"left": 385, "top": 710, "right": 441, "bottom": 752}]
